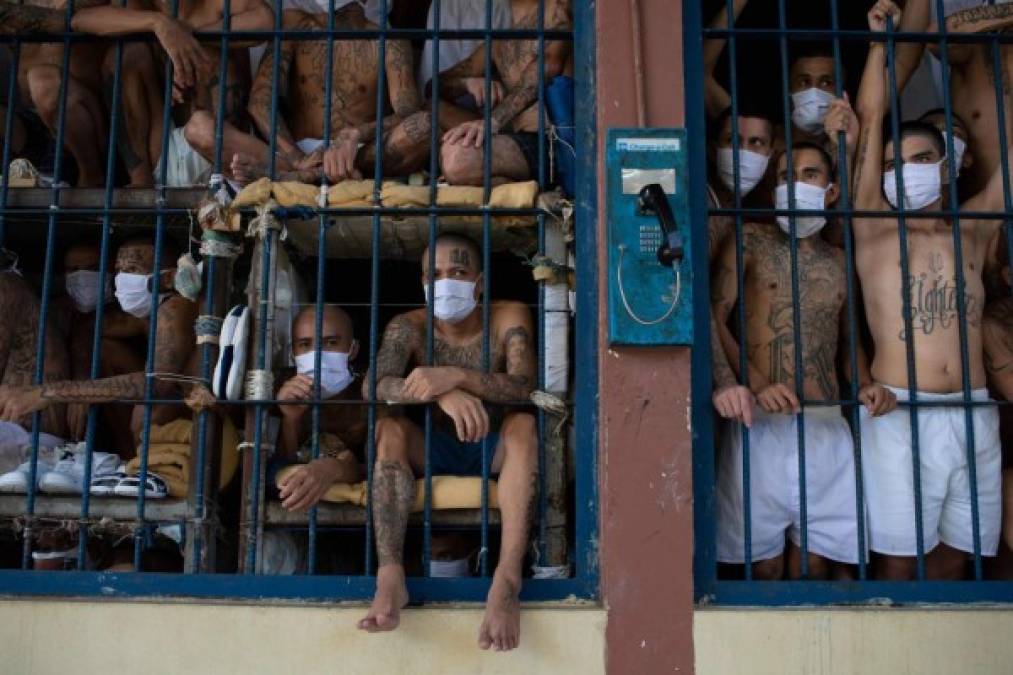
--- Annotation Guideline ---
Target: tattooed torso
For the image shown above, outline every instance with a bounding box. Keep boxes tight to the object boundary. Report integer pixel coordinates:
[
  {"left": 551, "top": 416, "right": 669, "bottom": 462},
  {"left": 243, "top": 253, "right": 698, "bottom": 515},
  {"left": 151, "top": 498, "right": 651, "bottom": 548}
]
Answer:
[
  {"left": 984, "top": 296, "right": 1013, "bottom": 400},
  {"left": 738, "top": 222, "right": 846, "bottom": 401},
  {"left": 18, "top": 0, "right": 108, "bottom": 96},
  {"left": 857, "top": 220, "right": 989, "bottom": 392}
]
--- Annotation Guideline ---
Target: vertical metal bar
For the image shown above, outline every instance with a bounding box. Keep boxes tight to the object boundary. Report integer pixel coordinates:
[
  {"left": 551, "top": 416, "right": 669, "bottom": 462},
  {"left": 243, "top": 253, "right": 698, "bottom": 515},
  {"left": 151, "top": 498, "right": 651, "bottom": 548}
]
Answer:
[
  {"left": 0, "top": 41, "right": 21, "bottom": 245},
  {"left": 535, "top": 0, "right": 548, "bottom": 565},
  {"left": 934, "top": 0, "right": 982, "bottom": 578},
  {"left": 829, "top": 0, "right": 867, "bottom": 580},
  {"left": 776, "top": 0, "right": 809, "bottom": 580},
  {"left": 885, "top": 13, "right": 927, "bottom": 579},
  {"left": 422, "top": 0, "right": 442, "bottom": 576},
  {"left": 211, "top": 0, "right": 232, "bottom": 175},
  {"left": 723, "top": 0, "right": 752, "bottom": 580},
  {"left": 479, "top": 0, "right": 494, "bottom": 579},
  {"left": 365, "top": 0, "right": 390, "bottom": 576},
  {"left": 307, "top": 0, "right": 338, "bottom": 578},
  {"left": 21, "top": 0, "right": 76, "bottom": 570},
  {"left": 996, "top": 38, "right": 1013, "bottom": 303}
]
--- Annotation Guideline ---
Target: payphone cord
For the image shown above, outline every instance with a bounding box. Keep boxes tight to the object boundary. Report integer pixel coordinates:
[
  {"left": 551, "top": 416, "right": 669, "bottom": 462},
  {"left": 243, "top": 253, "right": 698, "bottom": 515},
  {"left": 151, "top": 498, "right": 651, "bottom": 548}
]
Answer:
[{"left": 616, "top": 243, "right": 681, "bottom": 326}]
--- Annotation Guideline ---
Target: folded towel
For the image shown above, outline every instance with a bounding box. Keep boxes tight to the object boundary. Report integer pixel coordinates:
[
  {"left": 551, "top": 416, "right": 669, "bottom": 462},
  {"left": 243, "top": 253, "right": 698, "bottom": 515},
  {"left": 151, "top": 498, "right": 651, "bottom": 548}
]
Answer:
[{"left": 126, "top": 417, "right": 239, "bottom": 497}]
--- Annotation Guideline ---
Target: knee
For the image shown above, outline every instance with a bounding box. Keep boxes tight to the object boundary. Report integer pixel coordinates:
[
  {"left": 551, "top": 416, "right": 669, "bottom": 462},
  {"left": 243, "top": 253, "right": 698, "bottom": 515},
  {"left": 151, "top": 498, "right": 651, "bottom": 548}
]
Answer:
[
  {"left": 440, "top": 142, "right": 481, "bottom": 185},
  {"left": 26, "top": 68, "right": 60, "bottom": 121},
  {"left": 108, "top": 44, "right": 152, "bottom": 80},
  {"left": 375, "top": 417, "right": 410, "bottom": 462},
  {"left": 876, "top": 556, "right": 915, "bottom": 581},
  {"left": 753, "top": 556, "right": 784, "bottom": 581},
  {"left": 183, "top": 110, "right": 215, "bottom": 152},
  {"left": 501, "top": 412, "right": 538, "bottom": 456}
]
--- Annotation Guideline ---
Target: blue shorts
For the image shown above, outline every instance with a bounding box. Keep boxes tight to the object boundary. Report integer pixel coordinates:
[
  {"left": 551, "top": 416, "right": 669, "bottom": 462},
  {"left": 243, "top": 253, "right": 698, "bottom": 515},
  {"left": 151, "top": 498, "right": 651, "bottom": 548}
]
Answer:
[{"left": 430, "top": 429, "right": 501, "bottom": 477}]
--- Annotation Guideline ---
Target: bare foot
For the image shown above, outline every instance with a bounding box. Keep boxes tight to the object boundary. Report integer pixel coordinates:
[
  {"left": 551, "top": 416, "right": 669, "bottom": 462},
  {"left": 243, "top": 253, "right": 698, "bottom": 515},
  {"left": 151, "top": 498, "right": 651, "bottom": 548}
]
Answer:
[
  {"left": 478, "top": 573, "right": 521, "bottom": 651},
  {"left": 358, "top": 564, "right": 409, "bottom": 633},
  {"left": 230, "top": 152, "right": 268, "bottom": 186}
]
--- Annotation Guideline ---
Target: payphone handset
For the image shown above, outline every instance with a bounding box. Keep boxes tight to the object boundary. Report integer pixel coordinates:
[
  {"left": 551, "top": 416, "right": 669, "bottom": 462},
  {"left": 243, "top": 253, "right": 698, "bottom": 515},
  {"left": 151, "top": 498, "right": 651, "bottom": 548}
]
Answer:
[{"left": 606, "top": 129, "right": 693, "bottom": 345}]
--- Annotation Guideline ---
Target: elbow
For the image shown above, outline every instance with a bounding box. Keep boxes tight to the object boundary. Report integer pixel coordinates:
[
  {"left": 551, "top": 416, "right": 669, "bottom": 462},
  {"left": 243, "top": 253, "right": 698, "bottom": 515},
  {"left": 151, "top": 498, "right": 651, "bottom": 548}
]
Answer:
[{"left": 250, "top": 4, "right": 274, "bottom": 31}]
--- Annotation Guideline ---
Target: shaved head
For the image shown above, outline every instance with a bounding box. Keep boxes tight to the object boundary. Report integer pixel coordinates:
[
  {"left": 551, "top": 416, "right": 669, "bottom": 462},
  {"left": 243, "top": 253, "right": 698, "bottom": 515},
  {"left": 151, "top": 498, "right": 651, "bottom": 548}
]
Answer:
[
  {"left": 422, "top": 233, "right": 483, "bottom": 274},
  {"left": 292, "top": 305, "right": 356, "bottom": 356}
]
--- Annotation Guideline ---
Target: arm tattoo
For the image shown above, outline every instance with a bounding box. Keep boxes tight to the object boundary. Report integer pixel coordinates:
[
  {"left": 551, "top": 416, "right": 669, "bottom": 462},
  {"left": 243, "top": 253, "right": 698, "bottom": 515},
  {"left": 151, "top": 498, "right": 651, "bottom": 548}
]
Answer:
[
  {"left": 0, "top": 3, "right": 64, "bottom": 34},
  {"left": 491, "top": 80, "right": 538, "bottom": 133},
  {"left": 458, "top": 325, "right": 535, "bottom": 402},
  {"left": 370, "top": 316, "right": 419, "bottom": 402},
  {"left": 385, "top": 39, "right": 420, "bottom": 118},
  {"left": 985, "top": 300, "right": 1013, "bottom": 378},
  {"left": 42, "top": 373, "right": 147, "bottom": 403},
  {"left": 948, "top": 4, "right": 1013, "bottom": 31},
  {"left": 372, "top": 459, "right": 415, "bottom": 567},
  {"left": 248, "top": 41, "right": 296, "bottom": 145},
  {"left": 711, "top": 314, "right": 738, "bottom": 390}
]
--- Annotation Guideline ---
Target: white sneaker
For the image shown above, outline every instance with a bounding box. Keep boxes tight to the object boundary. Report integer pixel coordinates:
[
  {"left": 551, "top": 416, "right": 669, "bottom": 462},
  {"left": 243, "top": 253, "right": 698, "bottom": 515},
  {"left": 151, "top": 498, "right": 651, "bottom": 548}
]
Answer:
[
  {"left": 0, "top": 457, "right": 55, "bottom": 494},
  {"left": 38, "top": 446, "right": 120, "bottom": 495}
]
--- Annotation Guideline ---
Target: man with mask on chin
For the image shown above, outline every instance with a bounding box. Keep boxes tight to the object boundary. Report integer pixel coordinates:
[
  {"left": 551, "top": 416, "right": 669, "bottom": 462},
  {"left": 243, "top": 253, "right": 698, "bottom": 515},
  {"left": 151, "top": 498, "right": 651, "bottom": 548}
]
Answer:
[
  {"left": 273, "top": 305, "right": 366, "bottom": 512},
  {"left": 358, "top": 233, "right": 538, "bottom": 653},
  {"left": 711, "top": 141, "right": 896, "bottom": 580},
  {"left": 0, "top": 237, "right": 200, "bottom": 456},
  {"left": 854, "top": 1, "right": 1007, "bottom": 581}
]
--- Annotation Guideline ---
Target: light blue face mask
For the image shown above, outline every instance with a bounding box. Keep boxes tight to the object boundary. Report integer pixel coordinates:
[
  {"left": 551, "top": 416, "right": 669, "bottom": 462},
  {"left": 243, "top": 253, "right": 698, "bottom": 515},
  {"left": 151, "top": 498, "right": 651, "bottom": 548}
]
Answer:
[{"left": 294, "top": 350, "right": 354, "bottom": 398}]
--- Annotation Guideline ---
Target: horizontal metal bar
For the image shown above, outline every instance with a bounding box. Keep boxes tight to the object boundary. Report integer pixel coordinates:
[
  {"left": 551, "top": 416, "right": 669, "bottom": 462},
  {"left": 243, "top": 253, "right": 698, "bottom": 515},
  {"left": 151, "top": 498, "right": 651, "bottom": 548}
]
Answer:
[
  {"left": 800, "top": 399, "right": 1010, "bottom": 409},
  {"left": 704, "top": 580, "right": 1013, "bottom": 606},
  {"left": 0, "top": 570, "right": 594, "bottom": 603},
  {"left": 703, "top": 27, "right": 1013, "bottom": 44},
  {"left": 0, "top": 27, "right": 573, "bottom": 44},
  {"left": 64, "top": 397, "right": 563, "bottom": 407},
  {"left": 709, "top": 207, "right": 1013, "bottom": 220},
  {"left": 0, "top": 206, "right": 553, "bottom": 217}
]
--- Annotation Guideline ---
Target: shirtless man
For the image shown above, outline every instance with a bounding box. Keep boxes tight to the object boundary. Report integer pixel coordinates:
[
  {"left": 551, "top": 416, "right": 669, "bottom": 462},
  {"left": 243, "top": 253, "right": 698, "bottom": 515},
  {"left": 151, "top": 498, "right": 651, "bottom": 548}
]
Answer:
[
  {"left": 711, "top": 142, "right": 895, "bottom": 579},
  {"left": 8, "top": 0, "right": 109, "bottom": 187},
  {"left": 358, "top": 234, "right": 537, "bottom": 652},
  {"left": 438, "top": 0, "right": 570, "bottom": 186},
  {"left": 0, "top": 253, "right": 69, "bottom": 439},
  {"left": 854, "top": 1, "right": 1006, "bottom": 580},
  {"left": 275, "top": 305, "right": 366, "bottom": 512},
  {"left": 0, "top": 238, "right": 199, "bottom": 450},
  {"left": 71, "top": 0, "right": 271, "bottom": 187},
  {"left": 185, "top": 3, "right": 430, "bottom": 185}
]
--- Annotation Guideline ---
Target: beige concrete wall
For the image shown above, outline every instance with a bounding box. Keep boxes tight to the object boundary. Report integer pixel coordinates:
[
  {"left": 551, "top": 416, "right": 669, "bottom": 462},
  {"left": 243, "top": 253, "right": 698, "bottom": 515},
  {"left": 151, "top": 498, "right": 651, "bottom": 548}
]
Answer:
[
  {"left": 0, "top": 600, "right": 605, "bottom": 675},
  {"left": 695, "top": 607, "right": 1013, "bottom": 675}
]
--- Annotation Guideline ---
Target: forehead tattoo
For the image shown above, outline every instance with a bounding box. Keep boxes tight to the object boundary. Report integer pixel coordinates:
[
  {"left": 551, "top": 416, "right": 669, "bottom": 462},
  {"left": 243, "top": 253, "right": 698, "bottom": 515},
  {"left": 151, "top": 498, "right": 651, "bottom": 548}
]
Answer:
[{"left": 449, "top": 247, "right": 472, "bottom": 270}]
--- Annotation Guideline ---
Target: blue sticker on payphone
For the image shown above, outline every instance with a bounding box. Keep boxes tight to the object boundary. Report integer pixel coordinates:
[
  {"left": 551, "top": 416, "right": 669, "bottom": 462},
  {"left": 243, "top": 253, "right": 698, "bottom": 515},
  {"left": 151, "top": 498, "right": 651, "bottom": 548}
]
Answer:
[{"left": 606, "top": 128, "right": 693, "bottom": 345}]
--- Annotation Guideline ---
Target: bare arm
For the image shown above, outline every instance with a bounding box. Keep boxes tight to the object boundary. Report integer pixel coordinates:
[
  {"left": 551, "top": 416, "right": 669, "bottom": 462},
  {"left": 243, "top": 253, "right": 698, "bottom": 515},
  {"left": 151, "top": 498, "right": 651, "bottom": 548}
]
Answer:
[
  {"left": 489, "top": 27, "right": 569, "bottom": 133},
  {"left": 0, "top": 2, "right": 66, "bottom": 34},
  {"left": 984, "top": 303, "right": 1013, "bottom": 401},
  {"left": 247, "top": 36, "right": 299, "bottom": 157},
  {"left": 368, "top": 315, "right": 421, "bottom": 403},
  {"left": 893, "top": 0, "right": 931, "bottom": 93},
  {"left": 192, "top": 0, "right": 273, "bottom": 46},
  {"left": 453, "top": 304, "right": 535, "bottom": 402},
  {"left": 343, "top": 39, "right": 421, "bottom": 144},
  {"left": 838, "top": 296, "right": 873, "bottom": 388},
  {"left": 711, "top": 232, "right": 766, "bottom": 389},
  {"left": 854, "top": 39, "right": 889, "bottom": 215},
  {"left": 702, "top": 0, "right": 749, "bottom": 119}
]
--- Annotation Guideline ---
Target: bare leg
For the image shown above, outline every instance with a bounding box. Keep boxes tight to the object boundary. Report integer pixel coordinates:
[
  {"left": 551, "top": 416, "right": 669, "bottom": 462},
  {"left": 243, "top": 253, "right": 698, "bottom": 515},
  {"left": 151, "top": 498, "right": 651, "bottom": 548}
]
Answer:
[
  {"left": 358, "top": 416, "right": 421, "bottom": 633},
  {"left": 925, "top": 543, "right": 968, "bottom": 580},
  {"left": 99, "top": 337, "right": 144, "bottom": 458},
  {"left": 876, "top": 554, "right": 916, "bottom": 581},
  {"left": 0, "top": 104, "right": 25, "bottom": 158},
  {"left": 104, "top": 44, "right": 162, "bottom": 187},
  {"left": 25, "top": 65, "right": 107, "bottom": 187},
  {"left": 440, "top": 134, "right": 531, "bottom": 186},
  {"left": 479, "top": 412, "right": 538, "bottom": 652},
  {"left": 1003, "top": 469, "right": 1013, "bottom": 552},
  {"left": 752, "top": 554, "right": 785, "bottom": 581},
  {"left": 785, "top": 541, "right": 830, "bottom": 580},
  {"left": 356, "top": 110, "right": 433, "bottom": 178},
  {"left": 426, "top": 98, "right": 481, "bottom": 134},
  {"left": 183, "top": 110, "right": 277, "bottom": 184}
]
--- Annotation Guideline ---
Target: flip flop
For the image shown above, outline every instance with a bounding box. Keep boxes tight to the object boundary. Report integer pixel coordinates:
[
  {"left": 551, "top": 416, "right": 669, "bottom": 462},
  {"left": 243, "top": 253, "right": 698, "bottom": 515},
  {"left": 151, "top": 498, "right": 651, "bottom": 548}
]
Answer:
[{"left": 112, "top": 473, "right": 169, "bottom": 499}]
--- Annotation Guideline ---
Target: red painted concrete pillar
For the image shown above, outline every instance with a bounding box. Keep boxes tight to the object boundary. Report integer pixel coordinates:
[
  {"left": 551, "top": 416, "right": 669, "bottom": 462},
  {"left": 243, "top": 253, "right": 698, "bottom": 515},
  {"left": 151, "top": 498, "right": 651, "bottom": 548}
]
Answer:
[{"left": 595, "top": 0, "right": 696, "bottom": 672}]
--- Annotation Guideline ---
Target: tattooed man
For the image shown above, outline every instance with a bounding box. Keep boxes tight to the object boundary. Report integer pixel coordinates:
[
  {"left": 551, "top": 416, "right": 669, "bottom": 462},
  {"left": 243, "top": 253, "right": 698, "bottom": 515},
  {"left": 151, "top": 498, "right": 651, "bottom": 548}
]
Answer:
[
  {"left": 711, "top": 142, "right": 895, "bottom": 580},
  {"left": 186, "top": 2, "right": 430, "bottom": 185},
  {"left": 274, "top": 305, "right": 366, "bottom": 512},
  {"left": 854, "top": 1, "right": 1007, "bottom": 580},
  {"left": 982, "top": 241, "right": 1013, "bottom": 554},
  {"left": 438, "top": 0, "right": 570, "bottom": 186},
  {"left": 358, "top": 234, "right": 537, "bottom": 652},
  {"left": 0, "top": 238, "right": 199, "bottom": 457},
  {"left": 0, "top": 255, "right": 69, "bottom": 439},
  {"left": 71, "top": 0, "right": 272, "bottom": 186}
]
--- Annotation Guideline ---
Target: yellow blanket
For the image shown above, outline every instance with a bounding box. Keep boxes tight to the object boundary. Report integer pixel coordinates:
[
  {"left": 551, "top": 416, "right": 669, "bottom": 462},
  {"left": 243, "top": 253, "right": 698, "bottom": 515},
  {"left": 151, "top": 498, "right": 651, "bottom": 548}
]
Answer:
[
  {"left": 126, "top": 417, "right": 239, "bottom": 498},
  {"left": 275, "top": 465, "right": 499, "bottom": 512}
]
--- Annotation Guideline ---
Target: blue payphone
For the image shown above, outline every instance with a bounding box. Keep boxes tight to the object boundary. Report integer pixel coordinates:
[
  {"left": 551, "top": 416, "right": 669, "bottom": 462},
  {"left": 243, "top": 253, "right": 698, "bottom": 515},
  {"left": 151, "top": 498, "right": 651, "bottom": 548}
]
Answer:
[{"left": 606, "top": 128, "right": 693, "bottom": 345}]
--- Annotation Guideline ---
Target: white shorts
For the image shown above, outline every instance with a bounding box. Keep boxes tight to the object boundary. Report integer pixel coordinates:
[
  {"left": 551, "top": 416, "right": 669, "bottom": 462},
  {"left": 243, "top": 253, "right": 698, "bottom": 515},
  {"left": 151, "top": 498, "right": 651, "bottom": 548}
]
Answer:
[
  {"left": 155, "top": 126, "right": 212, "bottom": 188},
  {"left": 716, "top": 406, "right": 864, "bottom": 565},
  {"left": 861, "top": 387, "right": 1001, "bottom": 557}
]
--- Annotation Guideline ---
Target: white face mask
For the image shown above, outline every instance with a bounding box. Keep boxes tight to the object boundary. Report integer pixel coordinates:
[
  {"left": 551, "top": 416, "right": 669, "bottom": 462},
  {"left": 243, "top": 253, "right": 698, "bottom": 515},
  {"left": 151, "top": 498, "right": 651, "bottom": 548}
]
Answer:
[
  {"left": 883, "top": 160, "right": 943, "bottom": 211},
  {"left": 791, "top": 88, "right": 835, "bottom": 136},
  {"left": 115, "top": 272, "right": 156, "bottom": 318},
  {"left": 950, "top": 135, "right": 967, "bottom": 177},
  {"left": 294, "top": 350, "right": 354, "bottom": 398},
  {"left": 424, "top": 278, "right": 478, "bottom": 324},
  {"left": 66, "top": 270, "right": 112, "bottom": 313},
  {"left": 717, "top": 147, "right": 770, "bottom": 196},
  {"left": 775, "top": 181, "right": 830, "bottom": 238}
]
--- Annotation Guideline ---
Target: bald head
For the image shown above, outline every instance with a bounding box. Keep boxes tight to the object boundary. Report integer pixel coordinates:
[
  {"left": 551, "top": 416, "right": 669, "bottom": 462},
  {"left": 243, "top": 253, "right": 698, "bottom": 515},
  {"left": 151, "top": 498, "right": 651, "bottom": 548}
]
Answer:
[
  {"left": 65, "top": 242, "right": 101, "bottom": 273},
  {"left": 292, "top": 305, "right": 356, "bottom": 356}
]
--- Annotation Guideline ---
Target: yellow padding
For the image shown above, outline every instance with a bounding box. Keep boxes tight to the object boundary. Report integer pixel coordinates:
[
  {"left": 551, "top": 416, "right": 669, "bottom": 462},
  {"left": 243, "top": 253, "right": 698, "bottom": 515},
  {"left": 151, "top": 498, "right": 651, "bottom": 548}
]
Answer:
[
  {"left": 272, "top": 181, "right": 319, "bottom": 207},
  {"left": 126, "top": 417, "right": 240, "bottom": 498},
  {"left": 275, "top": 465, "right": 499, "bottom": 512},
  {"left": 381, "top": 183, "right": 430, "bottom": 207}
]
